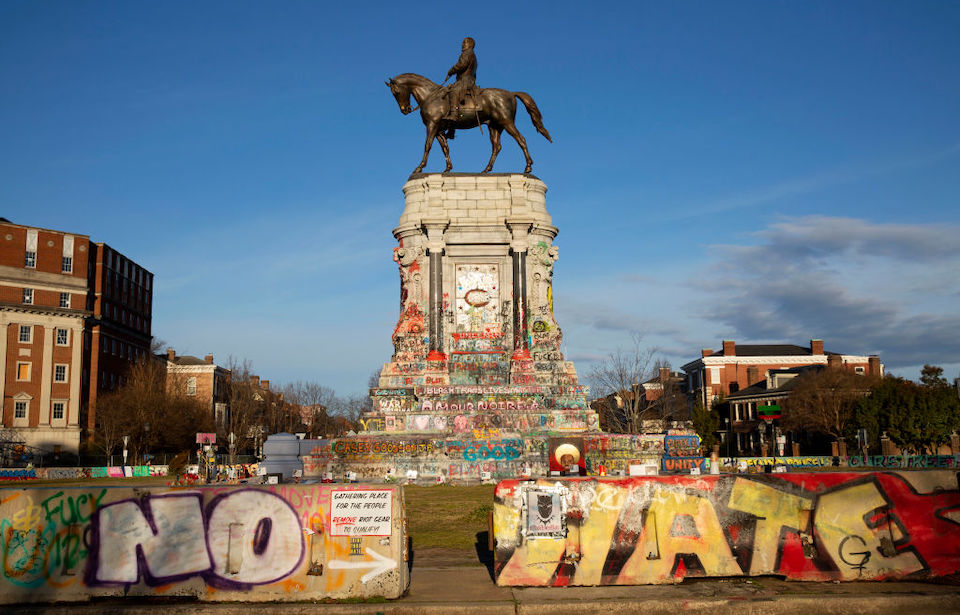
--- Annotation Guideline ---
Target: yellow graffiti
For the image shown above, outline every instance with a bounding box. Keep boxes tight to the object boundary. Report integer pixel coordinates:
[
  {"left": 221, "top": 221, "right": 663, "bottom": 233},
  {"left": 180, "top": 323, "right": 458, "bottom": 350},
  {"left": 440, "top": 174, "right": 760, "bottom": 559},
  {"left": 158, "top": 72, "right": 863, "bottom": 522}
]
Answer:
[
  {"left": 815, "top": 482, "right": 922, "bottom": 580},
  {"left": 619, "top": 485, "right": 741, "bottom": 583},
  {"left": 728, "top": 478, "right": 811, "bottom": 575},
  {"left": 573, "top": 483, "right": 624, "bottom": 584},
  {"left": 11, "top": 502, "right": 42, "bottom": 532},
  {"left": 496, "top": 533, "right": 565, "bottom": 586}
]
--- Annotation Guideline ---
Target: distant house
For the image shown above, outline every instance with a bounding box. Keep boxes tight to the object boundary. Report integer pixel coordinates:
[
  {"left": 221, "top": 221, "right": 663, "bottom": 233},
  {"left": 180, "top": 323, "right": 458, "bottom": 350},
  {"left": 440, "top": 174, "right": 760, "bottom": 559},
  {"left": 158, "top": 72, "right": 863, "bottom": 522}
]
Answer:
[
  {"left": 723, "top": 366, "right": 813, "bottom": 456},
  {"left": 162, "top": 348, "right": 230, "bottom": 426},
  {"left": 591, "top": 367, "right": 689, "bottom": 433},
  {"left": 681, "top": 339, "right": 883, "bottom": 456}
]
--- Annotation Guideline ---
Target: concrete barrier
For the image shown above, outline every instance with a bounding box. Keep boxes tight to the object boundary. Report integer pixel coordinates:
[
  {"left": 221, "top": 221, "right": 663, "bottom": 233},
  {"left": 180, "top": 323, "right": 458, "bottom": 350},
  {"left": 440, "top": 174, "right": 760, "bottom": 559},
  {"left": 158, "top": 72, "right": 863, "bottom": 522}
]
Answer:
[
  {"left": 0, "top": 483, "right": 408, "bottom": 603},
  {"left": 493, "top": 472, "right": 960, "bottom": 585}
]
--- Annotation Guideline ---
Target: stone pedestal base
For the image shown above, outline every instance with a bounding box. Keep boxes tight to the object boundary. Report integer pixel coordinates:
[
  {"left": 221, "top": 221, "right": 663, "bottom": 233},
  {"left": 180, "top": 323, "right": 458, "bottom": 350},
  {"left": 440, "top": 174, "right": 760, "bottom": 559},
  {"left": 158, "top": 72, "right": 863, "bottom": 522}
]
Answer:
[{"left": 374, "top": 173, "right": 596, "bottom": 438}]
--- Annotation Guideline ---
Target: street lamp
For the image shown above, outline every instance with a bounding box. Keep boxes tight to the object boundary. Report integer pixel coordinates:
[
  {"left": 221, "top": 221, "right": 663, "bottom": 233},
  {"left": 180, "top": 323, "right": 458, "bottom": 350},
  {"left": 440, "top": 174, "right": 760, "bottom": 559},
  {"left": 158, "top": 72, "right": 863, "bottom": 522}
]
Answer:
[
  {"left": 122, "top": 435, "right": 129, "bottom": 467},
  {"left": 229, "top": 432, "right": 236, "bottom": 465}
]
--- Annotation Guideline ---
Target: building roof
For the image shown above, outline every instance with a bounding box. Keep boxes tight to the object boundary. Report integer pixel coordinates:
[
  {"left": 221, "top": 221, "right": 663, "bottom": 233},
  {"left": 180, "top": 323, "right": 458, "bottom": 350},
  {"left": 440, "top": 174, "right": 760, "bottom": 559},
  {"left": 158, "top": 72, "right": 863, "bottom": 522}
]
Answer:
[
  {"left": 704, "top": 344, "right": 836, "bottom": 357},
  {"left": 168, "top": 355, "right": 208, "bottom": 366},
  {"left": 726, "top": 366, "right": 821, "bottom": 400}
]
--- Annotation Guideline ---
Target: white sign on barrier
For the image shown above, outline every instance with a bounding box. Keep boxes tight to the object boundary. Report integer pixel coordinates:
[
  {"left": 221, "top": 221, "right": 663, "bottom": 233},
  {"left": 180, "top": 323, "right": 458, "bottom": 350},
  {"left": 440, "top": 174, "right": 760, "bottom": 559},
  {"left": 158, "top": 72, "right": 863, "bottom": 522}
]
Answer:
[{"left": 330, "top": 489, "right": 393, "bottom": 536}]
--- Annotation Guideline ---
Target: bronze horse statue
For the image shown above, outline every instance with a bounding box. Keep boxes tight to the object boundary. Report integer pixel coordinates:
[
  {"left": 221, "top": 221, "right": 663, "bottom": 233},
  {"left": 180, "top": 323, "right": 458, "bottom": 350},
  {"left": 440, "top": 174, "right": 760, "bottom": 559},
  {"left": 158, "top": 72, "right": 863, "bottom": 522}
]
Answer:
[{"left": 386, "top": 73, "right": 552, "bottom": 175}]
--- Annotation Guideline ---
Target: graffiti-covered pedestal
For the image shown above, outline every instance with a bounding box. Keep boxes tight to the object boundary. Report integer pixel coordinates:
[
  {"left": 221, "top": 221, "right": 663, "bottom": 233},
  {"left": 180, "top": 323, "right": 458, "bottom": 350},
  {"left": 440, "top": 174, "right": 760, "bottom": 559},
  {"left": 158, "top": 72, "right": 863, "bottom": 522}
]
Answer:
[{"left": 304, "top": 174, "right": 610, "bottom": 482}]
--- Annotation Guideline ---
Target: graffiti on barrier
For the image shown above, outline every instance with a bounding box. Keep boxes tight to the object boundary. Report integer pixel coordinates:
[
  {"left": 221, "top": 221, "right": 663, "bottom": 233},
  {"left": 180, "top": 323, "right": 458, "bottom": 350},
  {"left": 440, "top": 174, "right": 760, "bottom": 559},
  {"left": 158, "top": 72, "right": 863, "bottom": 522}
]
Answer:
[
  {"left": 0, "top": 484, "right": 408, "bottom": 603},
  {"left": 494, "top": 472, "right": 960, "bottom": 586}
]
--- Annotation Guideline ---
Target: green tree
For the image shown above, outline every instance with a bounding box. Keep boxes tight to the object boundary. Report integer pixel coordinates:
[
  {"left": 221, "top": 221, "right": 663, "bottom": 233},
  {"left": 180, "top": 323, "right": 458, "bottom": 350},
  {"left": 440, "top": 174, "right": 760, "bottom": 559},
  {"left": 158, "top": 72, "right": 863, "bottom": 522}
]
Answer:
[
  {"left": 691, "top": 398, "right": 719, "bottom": 452},
  {"left": 920, "top": 364, "right": 949, "bottom": 388},
  {"left": 855, "top": 373, "right": 960, "bottom": 454}
]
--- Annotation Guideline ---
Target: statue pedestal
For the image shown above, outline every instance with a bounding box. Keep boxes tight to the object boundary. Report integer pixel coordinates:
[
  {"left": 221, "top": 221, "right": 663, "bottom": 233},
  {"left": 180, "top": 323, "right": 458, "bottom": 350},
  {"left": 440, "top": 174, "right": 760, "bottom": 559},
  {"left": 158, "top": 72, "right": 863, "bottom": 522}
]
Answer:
[{"left": 374, "top": 173, "right": 596, "bottom": 436}]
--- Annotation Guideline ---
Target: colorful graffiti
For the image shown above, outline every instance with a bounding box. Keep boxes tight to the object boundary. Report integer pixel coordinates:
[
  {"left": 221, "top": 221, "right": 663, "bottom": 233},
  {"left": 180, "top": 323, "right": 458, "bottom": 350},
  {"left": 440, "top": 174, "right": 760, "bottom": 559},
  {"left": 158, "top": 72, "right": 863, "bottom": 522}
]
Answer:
[
  {"left": 0, "top": 484, "right": 408, "bottom": 603},
  {"left": 493, "top": 472, "right": 960, "bottom": 586},
  {"left": 377, "top": 234, "right": 596, "bottom": 436},
  {"left": 302, "top": 433, "right": 664, "bottom": 483},
  {"left": 0, "top": 469, "right": 38, "bottom": 481},
  {"left": 0, "top": 466, "right": 169, "bottom": 482}
]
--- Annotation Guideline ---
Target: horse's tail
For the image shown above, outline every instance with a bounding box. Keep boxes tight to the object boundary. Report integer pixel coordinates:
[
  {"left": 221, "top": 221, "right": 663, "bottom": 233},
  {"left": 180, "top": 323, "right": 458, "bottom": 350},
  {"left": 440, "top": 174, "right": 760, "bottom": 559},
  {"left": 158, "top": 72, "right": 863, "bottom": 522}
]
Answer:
[{"left": 514, "top": 92, "right": 553, "bottom": 142}]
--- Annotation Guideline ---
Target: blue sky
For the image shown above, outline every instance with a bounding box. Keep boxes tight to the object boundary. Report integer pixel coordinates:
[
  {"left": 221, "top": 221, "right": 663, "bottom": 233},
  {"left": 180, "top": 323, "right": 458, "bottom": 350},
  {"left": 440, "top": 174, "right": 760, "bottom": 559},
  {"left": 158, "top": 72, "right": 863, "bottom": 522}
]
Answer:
[{"left": 2, "top": 1, "right": 958, "bottom": 395}]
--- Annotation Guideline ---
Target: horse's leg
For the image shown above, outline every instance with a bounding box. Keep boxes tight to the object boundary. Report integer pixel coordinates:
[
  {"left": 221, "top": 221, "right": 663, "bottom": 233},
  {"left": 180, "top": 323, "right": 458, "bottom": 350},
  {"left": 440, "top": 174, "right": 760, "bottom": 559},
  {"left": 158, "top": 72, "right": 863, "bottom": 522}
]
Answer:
[
  {"left": 413, "top": 123, "right": 439, "bottom": 174},
  {"left": 503, "top": 122, "right": 533, "bottom": 174},
  {"left": 482, "top": 126, "right": 503, "bottom": 173},
  {"left": 436, "top": 132, "right": 453, "bottom": 172}
]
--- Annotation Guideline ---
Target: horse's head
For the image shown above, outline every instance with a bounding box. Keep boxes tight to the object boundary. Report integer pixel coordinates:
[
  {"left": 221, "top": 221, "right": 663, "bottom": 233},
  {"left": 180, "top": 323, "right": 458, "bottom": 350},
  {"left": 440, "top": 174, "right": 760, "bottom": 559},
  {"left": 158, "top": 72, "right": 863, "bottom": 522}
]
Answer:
[{"left": 386, "top": 77, "right": 414, "bottom": 115}]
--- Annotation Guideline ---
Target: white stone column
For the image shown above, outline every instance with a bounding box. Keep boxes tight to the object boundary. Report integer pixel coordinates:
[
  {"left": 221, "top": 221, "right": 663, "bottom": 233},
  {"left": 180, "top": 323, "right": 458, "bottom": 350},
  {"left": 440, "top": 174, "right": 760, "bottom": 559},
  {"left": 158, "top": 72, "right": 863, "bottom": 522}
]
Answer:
[
  {"left": 39, "top": 325, "right": 54, "bottom": 424},
  {"left": 69, "top": 325, "right": 83, "bottom": 426},
  {"left": 507, "top": 218, "right": 533, "bottom": 358},
  {"left": 422, "top": 219, "right": 449, "bottom": 359}
]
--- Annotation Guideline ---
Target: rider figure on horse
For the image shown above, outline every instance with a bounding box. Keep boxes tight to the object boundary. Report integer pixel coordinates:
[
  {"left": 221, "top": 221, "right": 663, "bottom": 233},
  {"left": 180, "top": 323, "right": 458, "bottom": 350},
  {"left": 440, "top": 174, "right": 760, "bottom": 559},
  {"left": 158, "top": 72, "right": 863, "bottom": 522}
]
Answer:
[{"left": 444, "top": 37, "right": 477, "bottom": 137}]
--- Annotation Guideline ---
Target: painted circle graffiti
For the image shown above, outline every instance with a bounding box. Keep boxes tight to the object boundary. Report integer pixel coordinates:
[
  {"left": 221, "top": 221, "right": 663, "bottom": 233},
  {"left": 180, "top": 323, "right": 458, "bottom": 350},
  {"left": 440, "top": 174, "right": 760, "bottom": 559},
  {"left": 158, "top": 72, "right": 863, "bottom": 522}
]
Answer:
[
  {"left": 464, "top": 288, "right": 491, "bottom": 307},
  {"left": 206, "top": 490, "right": 305, "bottom": 585},
  {"left": 554, "top": 443, "right": 580, "bottom": 466}
]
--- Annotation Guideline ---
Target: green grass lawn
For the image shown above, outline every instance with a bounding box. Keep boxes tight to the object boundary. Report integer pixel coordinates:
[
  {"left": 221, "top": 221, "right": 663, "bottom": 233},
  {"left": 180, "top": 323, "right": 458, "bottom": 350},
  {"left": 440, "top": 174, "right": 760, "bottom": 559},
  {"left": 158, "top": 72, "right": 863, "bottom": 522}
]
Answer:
[{"left": 403, "top": 484, "right": 495, "bottom": 550}]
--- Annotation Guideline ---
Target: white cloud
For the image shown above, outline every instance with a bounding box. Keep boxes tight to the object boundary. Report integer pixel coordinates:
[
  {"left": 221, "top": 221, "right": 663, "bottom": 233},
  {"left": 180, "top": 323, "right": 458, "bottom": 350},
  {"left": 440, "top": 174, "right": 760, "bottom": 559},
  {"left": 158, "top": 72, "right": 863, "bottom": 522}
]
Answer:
[{"left": 696, "top": 216, "right": 960, "bottom": 369}]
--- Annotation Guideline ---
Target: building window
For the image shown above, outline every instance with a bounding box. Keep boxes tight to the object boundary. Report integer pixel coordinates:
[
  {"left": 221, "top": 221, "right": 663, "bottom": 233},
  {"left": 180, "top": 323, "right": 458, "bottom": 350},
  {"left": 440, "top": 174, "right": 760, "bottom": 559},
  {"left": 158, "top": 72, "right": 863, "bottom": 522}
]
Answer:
[
  {"left": 52, "top": 402, "right": 65, "bottom": 420},
  {"left": 61, "top": 256, "right": 73, "bottom": 273},
  {"left": 56, "top": 328, "right": 68, "bottom": 345},
  {"left": 60, "top": 292, "right": 70, "bottom": 308},
  {"left": 22, "top": 288, "right": 33, "bottom": 304},
  {"left": 54, "top": 364, "right": 68, "bottom": 383},
  {"left": 855, "top": 366, "right": 866, "bottom": 375},
  {"left": 187, "top": 377, "right": 197, "bottom": 396},
  {"left": 18, "top": 325, "right": 31, "bottom": 343},
  {"left": 16, "top": 363, "right": 31, "bottom": 381},
  {"left": 25, "top": 251, "right": 36, "bottom": 268},
  {"left": 15, "top": 401, "right": 28, "bottom": 419}
]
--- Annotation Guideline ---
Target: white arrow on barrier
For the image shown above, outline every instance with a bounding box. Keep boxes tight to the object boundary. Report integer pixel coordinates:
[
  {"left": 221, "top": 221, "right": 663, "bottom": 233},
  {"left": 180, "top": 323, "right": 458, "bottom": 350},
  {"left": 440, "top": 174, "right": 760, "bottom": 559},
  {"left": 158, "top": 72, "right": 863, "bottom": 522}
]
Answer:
[{"left": 329, "top": 547, "right": 397, "bottom": 583}]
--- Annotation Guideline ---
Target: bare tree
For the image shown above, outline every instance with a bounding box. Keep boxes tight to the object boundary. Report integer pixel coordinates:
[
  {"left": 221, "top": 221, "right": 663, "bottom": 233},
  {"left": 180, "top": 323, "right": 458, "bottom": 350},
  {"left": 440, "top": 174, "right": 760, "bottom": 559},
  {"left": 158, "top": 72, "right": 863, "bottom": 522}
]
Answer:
[
  {"left": 286, "top": 381, "right": 338, "bottom": 438},
  {"left": 589, "top": 334, "right": 659, "bottom": 434},
  {"left": 219, "top": 358, "right": 264, "bottom": 456},
  {"left": 96, "top": 355, "right": 211, "bottom": 462},
  {"left": 647, "top": 359, "right": 688, "bottom": 422},
  {"left": 782, "top": 365, "right": 877, "bottom": 444}
]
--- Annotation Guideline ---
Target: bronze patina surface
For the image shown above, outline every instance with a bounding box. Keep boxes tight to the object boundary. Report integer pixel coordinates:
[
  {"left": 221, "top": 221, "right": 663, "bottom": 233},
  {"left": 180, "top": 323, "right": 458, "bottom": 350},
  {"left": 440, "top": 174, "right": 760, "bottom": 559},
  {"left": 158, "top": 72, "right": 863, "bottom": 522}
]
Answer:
[{"left": 386, "top": 38, "right": 552, "bottom": 175}]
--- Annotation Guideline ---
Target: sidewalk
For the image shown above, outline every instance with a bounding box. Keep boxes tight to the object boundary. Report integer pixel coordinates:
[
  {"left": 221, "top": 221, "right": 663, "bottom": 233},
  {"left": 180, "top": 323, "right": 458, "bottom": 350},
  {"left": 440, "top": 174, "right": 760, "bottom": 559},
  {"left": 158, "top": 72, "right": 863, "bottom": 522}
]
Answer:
[{"left": 8, "top": 554, "right": 960, "bottom": 614}]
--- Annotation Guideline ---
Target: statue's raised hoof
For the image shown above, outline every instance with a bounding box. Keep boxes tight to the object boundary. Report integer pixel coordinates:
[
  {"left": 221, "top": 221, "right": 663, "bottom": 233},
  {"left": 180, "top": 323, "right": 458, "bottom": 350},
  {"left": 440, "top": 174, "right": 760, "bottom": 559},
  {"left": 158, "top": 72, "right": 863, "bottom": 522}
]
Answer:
[
  {"left": 481, "top": 167, "right": 493, "bottom": 174},
  {"left": 524, "top": 165, "right": 533, "bottom": 174}
]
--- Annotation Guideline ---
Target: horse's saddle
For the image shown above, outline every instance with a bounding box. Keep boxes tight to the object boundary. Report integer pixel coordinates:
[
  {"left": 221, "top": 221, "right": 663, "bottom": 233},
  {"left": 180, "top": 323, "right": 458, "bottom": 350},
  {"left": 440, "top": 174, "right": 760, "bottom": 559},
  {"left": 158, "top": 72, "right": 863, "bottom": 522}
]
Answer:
[{"left": 446, "top": 85, "right": 481, "bottom": 121}]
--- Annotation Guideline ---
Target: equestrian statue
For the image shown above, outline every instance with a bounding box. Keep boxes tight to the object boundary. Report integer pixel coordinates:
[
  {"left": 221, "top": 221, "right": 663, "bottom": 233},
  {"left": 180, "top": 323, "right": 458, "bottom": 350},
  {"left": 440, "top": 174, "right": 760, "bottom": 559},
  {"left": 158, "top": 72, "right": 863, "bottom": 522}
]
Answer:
[{"left": 386, "top": 37, "right": 552, "bottom": 175}]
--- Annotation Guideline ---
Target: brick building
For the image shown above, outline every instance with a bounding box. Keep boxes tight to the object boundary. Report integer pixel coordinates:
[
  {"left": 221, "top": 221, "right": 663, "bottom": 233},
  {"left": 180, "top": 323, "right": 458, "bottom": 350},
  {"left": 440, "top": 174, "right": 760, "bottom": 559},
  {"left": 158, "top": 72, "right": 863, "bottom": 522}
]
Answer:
[
  {"left": 0, "top": 219, "right": 154, "bottom": 456},
  {"left": 0, "top": 220, "right": 90, "bottom": 454},
  {"left": 681, "top": 339, "right": 883, "bottom": 456},
  {"left": 681, "top": 339, "right": 881, "bottom": 408},
  {"left": 83, "top": 242, "right": 154, "bottom": 441},
  {"left": 163, "top": 349, "right": 230, "bottom": 426}
]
